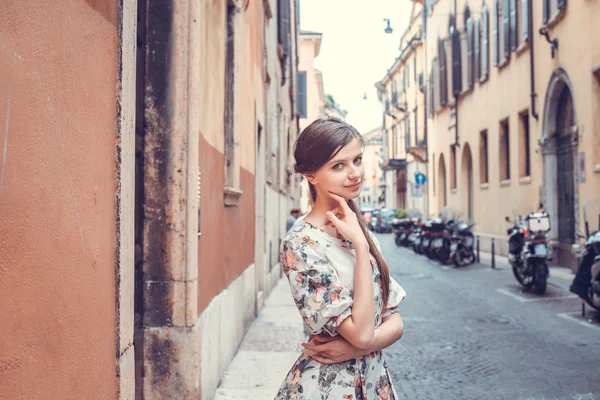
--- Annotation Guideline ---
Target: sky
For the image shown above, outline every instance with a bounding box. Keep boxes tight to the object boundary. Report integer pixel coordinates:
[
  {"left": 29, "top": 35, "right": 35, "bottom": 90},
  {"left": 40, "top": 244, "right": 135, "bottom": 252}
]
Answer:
[{"left": 299, "top": 0, "right": 414, "bottom": 133}]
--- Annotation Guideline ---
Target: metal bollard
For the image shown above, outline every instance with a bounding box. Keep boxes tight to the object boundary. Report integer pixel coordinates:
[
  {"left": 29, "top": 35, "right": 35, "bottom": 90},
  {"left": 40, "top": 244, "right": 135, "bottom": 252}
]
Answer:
[
  {"left": 476, "top": 236, "right": 480, "bottom": 263},
  {"left": 491, "top": 238, "right": 496, "bottom": 269}
]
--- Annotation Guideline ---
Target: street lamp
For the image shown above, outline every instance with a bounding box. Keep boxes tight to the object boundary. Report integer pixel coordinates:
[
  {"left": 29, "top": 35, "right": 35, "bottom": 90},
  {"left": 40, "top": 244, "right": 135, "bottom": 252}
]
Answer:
[{"left": 383, "top": 19, "right": 393, "bottom": 34}]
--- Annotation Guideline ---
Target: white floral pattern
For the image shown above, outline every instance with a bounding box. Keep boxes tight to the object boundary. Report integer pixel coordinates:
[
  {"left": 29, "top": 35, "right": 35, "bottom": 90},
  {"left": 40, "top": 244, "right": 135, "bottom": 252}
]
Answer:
[{"left": 275, "top": 221, "right": 406, "bottom": 400}]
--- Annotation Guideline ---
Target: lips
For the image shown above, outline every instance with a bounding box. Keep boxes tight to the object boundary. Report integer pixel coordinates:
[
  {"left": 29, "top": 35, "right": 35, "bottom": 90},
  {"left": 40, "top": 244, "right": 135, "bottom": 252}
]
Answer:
[{"left": 345, "top": 181, "right": 362, "bottom": 190}]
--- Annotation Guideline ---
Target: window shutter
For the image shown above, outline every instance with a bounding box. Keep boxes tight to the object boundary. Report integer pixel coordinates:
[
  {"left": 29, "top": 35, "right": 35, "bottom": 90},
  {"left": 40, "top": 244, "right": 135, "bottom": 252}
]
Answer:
[
  {"left": 482, "top": 6, "right": 489, "bottom": 78},
  {"left": 503, "top": 0, "right": 510, "bottom": 59},
  {"left": 414, "top": 106, "right": 418, "bottom": 145},
  {"left": 522, "top": 0, "right": 529, "bottom": 42},
  {"left": 467, "top": 18, "right": 474, "bottom": 88},
  {"left": 296, "top": 71, "right": 307, "bottom": 118},
  {"left": 493, "top": 0, "right": 499, "bottom": 66},
  {"left": 414, "top": 56, "right": 417, "bottom": 82},
  {"left": 439, "top": 40, "right": 447, "bottom": 107},
  {"left": 407, "top": 65, "right": 410, "bottom": 88},
  {"left": 510, "top": 0, "right": 517, "bottom": 51},
  {"left": 277, "top": 0, "right": 290, "bottom": 57},
  {"left": 407, "top": 115, "right": 412, "bottom": 151},
  {"left": 474, "top": 19, "right": 481, "bottom": 82},
  {"left": 451, "top": 29, "right": 462, "bottom": 97},
  {"left": 543, "top": 0, "right": 549, "bottom": 24},
  {"left": 558, "top": 0, "right": 566, "bottom": 11}
]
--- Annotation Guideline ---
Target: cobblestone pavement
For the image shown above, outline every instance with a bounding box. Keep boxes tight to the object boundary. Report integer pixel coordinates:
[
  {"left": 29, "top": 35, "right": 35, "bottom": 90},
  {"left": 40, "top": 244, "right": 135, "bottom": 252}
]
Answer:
[{"left": 378, "top": 233, "right": 600, "bottom": 400}]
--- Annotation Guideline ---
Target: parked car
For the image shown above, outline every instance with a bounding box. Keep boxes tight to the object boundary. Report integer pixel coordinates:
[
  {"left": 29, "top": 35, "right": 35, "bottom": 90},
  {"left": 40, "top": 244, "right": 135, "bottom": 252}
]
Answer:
[
  {"left": 375, "top": 208, "right": 396, "bottom": 233},
  {"left": 369, "top": 209, "right": 381, "bottom": 232}
]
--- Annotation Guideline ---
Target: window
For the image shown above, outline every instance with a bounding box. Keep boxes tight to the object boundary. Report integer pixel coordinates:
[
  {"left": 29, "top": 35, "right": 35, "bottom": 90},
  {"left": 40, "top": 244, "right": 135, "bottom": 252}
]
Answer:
[
  {"left": 510, "top": 0, "right": 517, "bottom": 51},
  {"left": 519, "top": 111, "right": 531, "bottom": 177},
  {"left": 493, "top": 0, "right": 499, "bottom": 66},
  {"left": 451, "top": 145, "right": 457, "bottom": 189},
  {"left": 543, "top": 0, "right": 566, "bottom": 23},
  {"left": 499, "top": 119, "right": 511, "bottom": 181},
  {"left": 224, "top": 1, "right": 242, "bottom": 205},
  {"left": 479, "top": 130, "right": 489, "bottom": 184},
  {"left": 407, "top": 64, "right": 411, "bottom": 88},
  {"left": 438, "top": 38, "right": 448, "bottom": 106},
  {"left": 414, "top": 55, "right": 417, "bottom": 82},
  {"left": 450, "top": 22, "right": 462, "bottom": 97},
  {"left": 518, "top": 0, "right": 529, "bottom": 44},
  {"left": 474, "top": 19, "right": 481, "bottom": 82},
  {"left": 277, "top": 0, "right": 291, "bottom": 82},
  {"left": 414, "top": 106, "right": 418, "bottom": 145},
  {"left": 503, "top": 0, "right": 510, "bottom": 60},
  {"left": 465, "top": 8, "right": 474, "bottom": 88},
  {"left": 406, "top": 114, "right": 412, "bottom": 149},
  {"left": 296, "top": 71, "right": 307, "bottom": 118},
  {"left": 392, "top": 125, "right": 398, "bottom": 158},
  {"left": 481, "top": 4, "right": 490, "bottom": 79}
]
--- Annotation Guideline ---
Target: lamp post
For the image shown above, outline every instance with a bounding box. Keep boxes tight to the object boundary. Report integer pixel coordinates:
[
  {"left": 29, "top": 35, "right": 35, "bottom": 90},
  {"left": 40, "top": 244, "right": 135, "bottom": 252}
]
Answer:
[{"left": 383, "top": 18, "right": 393, "bottom": 34}]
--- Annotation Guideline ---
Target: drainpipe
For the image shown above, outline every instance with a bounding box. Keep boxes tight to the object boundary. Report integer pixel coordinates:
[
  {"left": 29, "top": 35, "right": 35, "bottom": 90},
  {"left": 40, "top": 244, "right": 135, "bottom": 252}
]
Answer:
[{"left": 528, "top": 0, "right": 539, "bottom": 120}]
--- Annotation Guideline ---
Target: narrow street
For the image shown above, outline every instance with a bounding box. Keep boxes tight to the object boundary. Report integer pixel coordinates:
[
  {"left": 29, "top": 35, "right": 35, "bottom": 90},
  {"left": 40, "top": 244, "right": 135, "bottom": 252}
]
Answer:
[{"left": 378, "top": 233, "right": 600, "bottom": 400}]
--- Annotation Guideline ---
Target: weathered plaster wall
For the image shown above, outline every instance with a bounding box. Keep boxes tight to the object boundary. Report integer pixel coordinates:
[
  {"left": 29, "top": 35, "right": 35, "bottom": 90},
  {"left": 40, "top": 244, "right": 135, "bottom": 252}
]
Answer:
[{"left": 0, "top": 1, "right": 119, "bottom": 398}]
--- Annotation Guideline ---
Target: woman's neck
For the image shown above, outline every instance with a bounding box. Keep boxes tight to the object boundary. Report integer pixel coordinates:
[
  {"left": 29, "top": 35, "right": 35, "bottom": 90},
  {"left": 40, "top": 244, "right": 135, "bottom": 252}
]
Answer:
[{"left": 305, "top": 193, "right": 348, "bottom": 229}]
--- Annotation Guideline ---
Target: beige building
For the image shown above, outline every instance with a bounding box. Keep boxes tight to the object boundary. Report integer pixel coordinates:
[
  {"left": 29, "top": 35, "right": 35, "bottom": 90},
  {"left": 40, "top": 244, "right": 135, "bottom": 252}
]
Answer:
[
  {"left": 1, "top": 0, "right": 299, "bottom": 399},
  {"left": 421, "top": 0, "right": 600, "bottom": 269},
  {"left": 376, "top": 3, "right": 429, "bottom": 217},
  {"left": 297, "top": 30, "right": 347, "bottom": 213}
]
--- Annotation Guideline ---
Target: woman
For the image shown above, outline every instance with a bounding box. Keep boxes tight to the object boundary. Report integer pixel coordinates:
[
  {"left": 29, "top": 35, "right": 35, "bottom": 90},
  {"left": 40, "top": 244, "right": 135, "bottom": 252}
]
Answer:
[{"left": 276, "top": 117, "right": 406, "bottom": 400}]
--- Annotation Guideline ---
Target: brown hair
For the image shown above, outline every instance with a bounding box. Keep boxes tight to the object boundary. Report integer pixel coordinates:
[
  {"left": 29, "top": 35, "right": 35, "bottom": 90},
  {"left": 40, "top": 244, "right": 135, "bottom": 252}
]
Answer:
[{"left": 293, "top": 117, "right": 391, "bottom": 307}]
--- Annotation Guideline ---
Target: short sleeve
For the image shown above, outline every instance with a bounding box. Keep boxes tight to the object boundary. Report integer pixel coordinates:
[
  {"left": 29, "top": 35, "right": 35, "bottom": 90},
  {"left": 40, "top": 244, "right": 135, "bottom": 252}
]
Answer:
[
  {"left": 281, "top": 236, "right": 353, "bottom": 336},
  {"left": 382, "top": 277, "right": 406, "bottom": 318}
]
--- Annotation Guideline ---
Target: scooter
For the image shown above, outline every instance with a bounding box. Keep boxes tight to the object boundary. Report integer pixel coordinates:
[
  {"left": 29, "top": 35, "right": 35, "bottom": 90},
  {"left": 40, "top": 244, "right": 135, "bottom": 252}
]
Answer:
[
  {"left": 452, "top": 222, "right": 476, "bottom": 267},
  {"left": 505, "top": 209, "right": 551, "bottom": 295},
  {"left": 570, "top": 199, "right": 600, "bottom": 315}
]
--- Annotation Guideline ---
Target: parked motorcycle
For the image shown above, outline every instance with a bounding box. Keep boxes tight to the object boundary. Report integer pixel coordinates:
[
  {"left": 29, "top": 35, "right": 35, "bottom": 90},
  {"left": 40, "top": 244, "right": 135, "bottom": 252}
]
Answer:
[
  {"left": 570, "top": 198, "right": 600, "bottom": 313},
  {"left": 452, "top": 222, "right": 476, "bottom": 267},
  {"left": 505, "top": 209, "right": 551, "bottom": 294}
]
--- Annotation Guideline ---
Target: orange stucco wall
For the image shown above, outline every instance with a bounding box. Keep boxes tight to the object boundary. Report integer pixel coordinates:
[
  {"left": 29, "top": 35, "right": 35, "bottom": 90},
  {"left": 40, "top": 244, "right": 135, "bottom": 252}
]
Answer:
[
  {"left": 0, "top": 1, "right": 119, "bottom": 398},
  {"left": 198, "top": 135, "right": 256, "bottom": 313}
]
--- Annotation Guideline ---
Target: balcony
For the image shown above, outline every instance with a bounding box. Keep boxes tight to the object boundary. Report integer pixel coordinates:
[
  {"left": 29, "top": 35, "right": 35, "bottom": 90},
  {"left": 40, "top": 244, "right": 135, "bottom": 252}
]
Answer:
[
  {"left": 393, "top": 91, "right": 408, "bottom": 113},
  {"left": 407, "top": 138, "right": 427, "bottom": 163},
  {"left": 379, "top": 157, "right": 407, "bottom": 171}
]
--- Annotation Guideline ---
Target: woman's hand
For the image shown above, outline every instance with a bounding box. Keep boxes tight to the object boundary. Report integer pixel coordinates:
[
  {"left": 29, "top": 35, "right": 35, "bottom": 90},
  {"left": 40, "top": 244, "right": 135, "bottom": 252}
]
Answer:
[
  {"left": 325, "top": 193, "right": 368, "bottom": 248},
  {"left": 301, "top": 335, "right": 367, "bottom": 364}
]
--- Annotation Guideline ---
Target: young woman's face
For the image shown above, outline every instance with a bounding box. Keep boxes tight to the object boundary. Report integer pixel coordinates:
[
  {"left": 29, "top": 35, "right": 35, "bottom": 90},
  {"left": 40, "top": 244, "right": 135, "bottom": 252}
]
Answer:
[{"left": 309, "top": 138, "right": 364, "bottom": 200}]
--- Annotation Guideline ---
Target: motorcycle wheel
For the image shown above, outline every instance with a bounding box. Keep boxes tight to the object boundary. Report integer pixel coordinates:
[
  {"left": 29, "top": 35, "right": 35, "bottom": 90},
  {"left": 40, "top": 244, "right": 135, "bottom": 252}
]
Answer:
[
  {"left": 534, "top": 262, "right": 548, "bottom": 295},
  {"left": 512, "top": 264, "right": 534, "bottom": 289},
  {"left": 395, "top": 235, "right": 402, "bottom": 247},
  {"left": 464, "top": 249, "right": 476, "bottom": 265},
  {"left": 426, "top": 246, "right": 436, "bottom": 260},
  {"left": 452, "top": 251, "right": 462, "bottom": 267},
  {"left": 438, "top": 247, "right": 452, "bottom": 265}
]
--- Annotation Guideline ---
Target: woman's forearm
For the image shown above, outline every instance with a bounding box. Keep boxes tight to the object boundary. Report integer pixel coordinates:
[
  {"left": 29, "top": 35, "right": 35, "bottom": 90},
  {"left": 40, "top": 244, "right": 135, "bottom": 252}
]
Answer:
[
  {"left": 338, "top": 243, "right": 376, "bottom": 349},
  {"left": 365, "top": 313, "right": 404, "bottom": 354}
]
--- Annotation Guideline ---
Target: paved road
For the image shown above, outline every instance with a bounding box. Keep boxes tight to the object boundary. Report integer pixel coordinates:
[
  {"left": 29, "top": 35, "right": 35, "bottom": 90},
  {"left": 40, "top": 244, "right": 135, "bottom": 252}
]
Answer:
[{"left": 377, "top": 233, "right": 600, "bottom": 400}]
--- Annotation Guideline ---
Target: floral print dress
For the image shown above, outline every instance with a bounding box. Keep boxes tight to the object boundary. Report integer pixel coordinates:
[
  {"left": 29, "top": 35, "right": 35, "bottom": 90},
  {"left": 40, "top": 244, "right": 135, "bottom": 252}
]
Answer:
[{"left": 275, "top": 221, "right": 406, "bottom": 400}]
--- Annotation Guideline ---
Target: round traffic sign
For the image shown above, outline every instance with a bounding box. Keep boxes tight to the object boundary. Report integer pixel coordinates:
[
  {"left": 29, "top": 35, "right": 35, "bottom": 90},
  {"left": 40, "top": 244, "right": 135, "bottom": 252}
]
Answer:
[{"left": 415, "top": 172, "right": 427, "bottom": 185}]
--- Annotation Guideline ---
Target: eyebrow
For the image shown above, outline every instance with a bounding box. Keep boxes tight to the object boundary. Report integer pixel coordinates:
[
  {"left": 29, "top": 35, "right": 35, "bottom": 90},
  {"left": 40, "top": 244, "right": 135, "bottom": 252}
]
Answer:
[{"left": 328, "top": 151, "right": 364, "bottom": 165}]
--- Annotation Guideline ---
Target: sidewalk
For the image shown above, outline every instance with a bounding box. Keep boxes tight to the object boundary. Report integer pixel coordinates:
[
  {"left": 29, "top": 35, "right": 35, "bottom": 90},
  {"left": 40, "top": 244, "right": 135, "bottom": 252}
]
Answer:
[{"left": 213, "top": 277, "right": 303, "bottom": 400}]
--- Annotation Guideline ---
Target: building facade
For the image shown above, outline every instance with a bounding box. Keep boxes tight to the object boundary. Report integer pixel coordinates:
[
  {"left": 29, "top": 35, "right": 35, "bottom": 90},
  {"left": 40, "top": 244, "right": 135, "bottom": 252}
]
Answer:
[
  {"left": 377, "top": 3, "right": 429, "bottom": 217},
  {"left": 422, "top": 0, "right": 600, "bottom": 268},
  {"left": 0, "top": 0, "right": 299, "bottom": 399},
  {"left": 297, "top": 30, "right": 347, "bottom": 213},
  {"left": 357, "top": 126, "right": 385, "bottom": 210}
]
